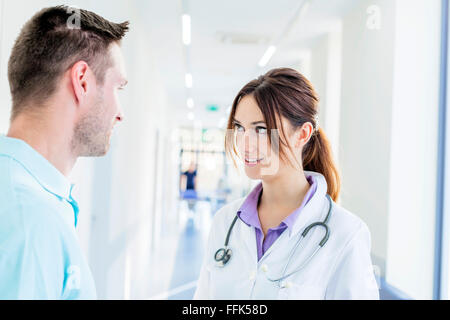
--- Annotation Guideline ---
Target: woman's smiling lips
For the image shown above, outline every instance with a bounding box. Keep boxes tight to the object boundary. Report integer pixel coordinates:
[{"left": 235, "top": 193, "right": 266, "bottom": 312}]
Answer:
[{"left": 244, "top": 157, "right": 264, "bottom": 167}]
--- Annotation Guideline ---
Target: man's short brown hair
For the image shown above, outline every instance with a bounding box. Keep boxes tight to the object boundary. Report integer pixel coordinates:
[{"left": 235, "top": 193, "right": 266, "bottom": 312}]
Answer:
[{"left": 8, "top": 5, "right": 129, "bottom": 120}]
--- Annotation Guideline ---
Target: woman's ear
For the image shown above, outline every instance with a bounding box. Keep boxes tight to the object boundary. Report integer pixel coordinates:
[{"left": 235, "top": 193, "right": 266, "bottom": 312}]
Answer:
[{"left": 294, "top": 122, "right": 314, "bottom": 148}]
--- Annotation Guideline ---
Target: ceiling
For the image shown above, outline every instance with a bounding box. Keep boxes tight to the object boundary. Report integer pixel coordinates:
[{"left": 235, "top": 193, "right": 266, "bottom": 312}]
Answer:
[{"left": 133, "top": 0, "right": 361, "bottom": 128}]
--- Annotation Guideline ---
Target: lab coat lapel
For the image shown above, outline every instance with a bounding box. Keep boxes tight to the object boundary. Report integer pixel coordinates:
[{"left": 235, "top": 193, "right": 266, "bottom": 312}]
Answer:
[
  {"left": 239, "top": 219, "right": 259, "bottom": 265},
  {"left": 257, "top": 229, "right": 289, "bottom": 264},
  {"left": 289, "top": 171, "right": 329, "bottom": 239}
]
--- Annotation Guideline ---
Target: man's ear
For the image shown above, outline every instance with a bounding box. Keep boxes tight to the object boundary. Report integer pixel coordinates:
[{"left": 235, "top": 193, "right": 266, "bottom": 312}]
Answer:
[{"left": 70, "top": 61, "right": 91, "bottom": 105}]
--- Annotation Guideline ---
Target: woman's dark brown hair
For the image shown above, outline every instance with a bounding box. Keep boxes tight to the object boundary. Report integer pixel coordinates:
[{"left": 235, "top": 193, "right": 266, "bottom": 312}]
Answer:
[{"left": 225, "top": 68, "right": 341, "bottom": 201}]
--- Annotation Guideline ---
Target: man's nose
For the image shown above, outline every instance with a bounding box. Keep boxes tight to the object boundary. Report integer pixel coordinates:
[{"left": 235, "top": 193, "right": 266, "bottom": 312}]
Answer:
[{"left": 116, "top": 111, "right": 124, "bottom": 122}]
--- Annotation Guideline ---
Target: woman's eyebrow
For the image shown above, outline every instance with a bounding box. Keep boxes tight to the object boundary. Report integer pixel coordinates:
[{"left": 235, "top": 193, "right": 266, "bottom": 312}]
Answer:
[
  {"left": 251, "top": 121, "right": 266, "bottom": 125},
  {"left": 233, "top": 119, "right": 266, "bottom": 125}
]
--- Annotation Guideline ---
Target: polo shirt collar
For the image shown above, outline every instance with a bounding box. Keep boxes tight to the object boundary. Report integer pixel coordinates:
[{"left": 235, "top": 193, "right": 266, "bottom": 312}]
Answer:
[{"left": 0, "top": 135, "right": 74, "bottom": 201}]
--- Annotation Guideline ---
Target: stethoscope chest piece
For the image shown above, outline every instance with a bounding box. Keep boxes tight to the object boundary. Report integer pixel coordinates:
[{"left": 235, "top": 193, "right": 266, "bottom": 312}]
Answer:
[{"left": 215, "top": 247, "right": 232, "bottom": 267}]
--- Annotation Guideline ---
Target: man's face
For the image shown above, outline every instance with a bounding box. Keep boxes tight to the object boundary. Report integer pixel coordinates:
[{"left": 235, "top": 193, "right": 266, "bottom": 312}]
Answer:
[{"left": 73, "top": 43, "right": 128, "bottom": 157}]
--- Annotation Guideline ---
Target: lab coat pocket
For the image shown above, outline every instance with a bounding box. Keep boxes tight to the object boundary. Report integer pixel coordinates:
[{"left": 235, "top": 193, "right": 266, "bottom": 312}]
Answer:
[
  {"left": 277, "top": 283, "right": 325, "bottom": 300},
  {"left": 207, "top": 261, "right": 251, "bottom": 299},
  {"left": 207, "top": 262, "right": 233, "bottom": 298}
]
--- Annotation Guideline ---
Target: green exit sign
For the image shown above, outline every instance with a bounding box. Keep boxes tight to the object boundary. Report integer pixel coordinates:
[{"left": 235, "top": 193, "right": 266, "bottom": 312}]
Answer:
[{"left": 206, "top": 105, "right": 219, "bottom": 112}]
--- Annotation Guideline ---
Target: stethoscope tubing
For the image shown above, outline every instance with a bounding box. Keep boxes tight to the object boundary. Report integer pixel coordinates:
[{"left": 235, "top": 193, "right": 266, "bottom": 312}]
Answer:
[{"left": 214, "top": 193, "right": 333, "bottom": 288}]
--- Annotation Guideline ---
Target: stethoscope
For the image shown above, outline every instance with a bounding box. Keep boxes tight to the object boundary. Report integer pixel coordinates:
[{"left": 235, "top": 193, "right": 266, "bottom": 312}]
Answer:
[{"left": 214, "top": 193, "right": 333, "bottom": 288}]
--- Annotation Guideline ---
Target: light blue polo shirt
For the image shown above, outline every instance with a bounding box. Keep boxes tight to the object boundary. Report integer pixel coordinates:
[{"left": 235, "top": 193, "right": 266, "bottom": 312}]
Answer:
[{"left": 0, "top": 136, "right": 96, "bottom": 300}]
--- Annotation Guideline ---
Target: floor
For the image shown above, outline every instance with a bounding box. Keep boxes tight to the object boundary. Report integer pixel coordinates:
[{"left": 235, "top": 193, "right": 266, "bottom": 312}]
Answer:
[{"left": 147, "top": 200, "right": 213, "bottom": 300}]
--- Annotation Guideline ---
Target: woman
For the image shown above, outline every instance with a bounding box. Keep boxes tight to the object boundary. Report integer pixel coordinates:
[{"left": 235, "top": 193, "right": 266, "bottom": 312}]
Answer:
[{"left": 194, "top": 68, "right": 379, "bottom": 300}]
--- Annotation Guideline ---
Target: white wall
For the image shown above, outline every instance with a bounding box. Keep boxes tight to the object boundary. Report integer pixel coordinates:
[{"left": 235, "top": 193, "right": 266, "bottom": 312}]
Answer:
[
  {"left": 309, "top": 25, "right": 342, "bottom": 167},
  {"left": 338, "top": 0, "right": 441, "bottom": 299},
  {"left": 386, "top": 0, "right": 441, "bottom": 300},
  {"left": 310, "top": 35, "right": 328, "bottom": 119},
  {"left": 339, "top": 0, "right": 396, "bottom": 276}
]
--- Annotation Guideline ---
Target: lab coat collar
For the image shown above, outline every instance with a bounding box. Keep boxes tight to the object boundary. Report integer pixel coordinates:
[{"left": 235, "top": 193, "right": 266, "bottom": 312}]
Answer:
[{"left": 288, "top": 171, "right": 329, "bottom": 239}]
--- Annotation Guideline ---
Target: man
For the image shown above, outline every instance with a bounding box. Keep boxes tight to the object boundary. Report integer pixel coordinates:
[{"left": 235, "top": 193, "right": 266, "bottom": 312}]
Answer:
[{"left": 0, "top": 6, "right": 129, "bottom": 299}]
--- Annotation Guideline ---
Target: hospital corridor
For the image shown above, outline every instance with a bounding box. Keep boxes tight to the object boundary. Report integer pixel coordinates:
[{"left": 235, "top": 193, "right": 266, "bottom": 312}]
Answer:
[{"left": 1, "top": 0, "right": 450, "bottom": 301}]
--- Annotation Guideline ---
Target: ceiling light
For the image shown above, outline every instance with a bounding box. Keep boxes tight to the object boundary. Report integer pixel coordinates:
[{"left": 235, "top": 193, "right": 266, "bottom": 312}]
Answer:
[
  {"left": 258, "top": 45, "right": 277, "bottom": 68},
  {"left": 185, "top": 73, "right": 193, "bottom": 88},
  {"left": 182, "top": 14, "right": 191, "bottom": 45}
]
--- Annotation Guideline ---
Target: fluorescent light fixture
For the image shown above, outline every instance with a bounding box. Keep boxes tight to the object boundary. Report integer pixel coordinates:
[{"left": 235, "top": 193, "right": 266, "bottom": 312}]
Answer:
[
  {"left": 188, "top": 112, "right": 195, "bottom": 121},
  {"left": 300, "top": 1, "right": 310, "bottom": 20},
  {"left": 258, "top": 45, "right": 277, "bottom": 68},
  {"left": 182, "top": 14, "right": 191, "bottom": 45},
  {"left": 187, "top": 98, "right": 194, "bottom": 109},
  {"left": 185, "top": 73, "right": 193, "bottom": 88}
]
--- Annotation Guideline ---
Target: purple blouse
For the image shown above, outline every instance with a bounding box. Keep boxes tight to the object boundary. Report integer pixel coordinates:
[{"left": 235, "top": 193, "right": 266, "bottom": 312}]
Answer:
[{"left": 237, "top": 174, "right": 317, "bottom": 261}]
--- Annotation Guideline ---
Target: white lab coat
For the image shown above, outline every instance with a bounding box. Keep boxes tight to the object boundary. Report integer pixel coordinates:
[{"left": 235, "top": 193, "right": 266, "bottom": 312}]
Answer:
[{"left": 194, "top": 171, "right": 380, "bottom": 300}]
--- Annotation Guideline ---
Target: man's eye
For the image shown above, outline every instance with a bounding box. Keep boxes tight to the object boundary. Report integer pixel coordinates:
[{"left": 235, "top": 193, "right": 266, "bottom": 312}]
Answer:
[{"left": 256, "top": 127, "right": 267, "bottom": 134}]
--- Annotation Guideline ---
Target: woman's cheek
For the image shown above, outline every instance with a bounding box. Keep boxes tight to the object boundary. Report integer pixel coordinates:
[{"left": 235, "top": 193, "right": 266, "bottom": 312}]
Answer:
[{"left": 236, "top": 134, "right": 250, "bottom": 155}]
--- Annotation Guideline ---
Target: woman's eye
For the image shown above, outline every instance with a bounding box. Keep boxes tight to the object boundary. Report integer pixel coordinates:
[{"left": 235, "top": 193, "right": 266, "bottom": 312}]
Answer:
[
  {"left": 256, "top": 127, "right": 267, "bottom": 135},
  {"left": 235, "top": 124, "right": 245, "bottom": 132}
]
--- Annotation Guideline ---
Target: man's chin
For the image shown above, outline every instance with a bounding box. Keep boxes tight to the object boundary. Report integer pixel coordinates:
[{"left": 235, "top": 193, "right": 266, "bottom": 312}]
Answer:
[
  {"left": 96, "top": 143, "right": 111, "bottom": 157},
  {"left": 95, "top": 147, "right": 109, "bottom": 157},
  {"left": 80, "top": 141, "right": 111, "bottom": 158}
]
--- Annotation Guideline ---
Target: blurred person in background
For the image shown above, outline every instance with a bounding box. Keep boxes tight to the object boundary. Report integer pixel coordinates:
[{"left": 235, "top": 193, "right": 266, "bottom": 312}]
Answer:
[{"left": 180, "top": 161, "right": 198, "bottom": 214}]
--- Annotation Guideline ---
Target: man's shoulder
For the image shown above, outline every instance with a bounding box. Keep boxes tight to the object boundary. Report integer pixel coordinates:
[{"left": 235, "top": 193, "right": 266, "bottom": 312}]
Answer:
[
  {"left": 0, "top": 155, "right": 65, "bottom": 235},
  {"left": 0, "top": 153, "right": 41, "bottom": 192}
]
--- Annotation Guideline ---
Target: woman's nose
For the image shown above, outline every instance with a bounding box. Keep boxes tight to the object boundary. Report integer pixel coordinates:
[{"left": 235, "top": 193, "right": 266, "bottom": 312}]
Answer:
[{"left": 243, "top": 130, "right": 259, "bottom": 153}]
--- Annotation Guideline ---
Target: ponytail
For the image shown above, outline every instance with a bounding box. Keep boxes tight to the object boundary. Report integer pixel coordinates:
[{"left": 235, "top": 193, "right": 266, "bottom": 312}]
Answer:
[{"left": 303, "top": 128, "right": 341, "bottom": 202}]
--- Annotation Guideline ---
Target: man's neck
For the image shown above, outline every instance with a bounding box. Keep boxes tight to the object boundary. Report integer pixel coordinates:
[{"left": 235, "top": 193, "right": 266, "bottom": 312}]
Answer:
[{"left": 7, "top": 115, "right": 76, "bottom": 177}]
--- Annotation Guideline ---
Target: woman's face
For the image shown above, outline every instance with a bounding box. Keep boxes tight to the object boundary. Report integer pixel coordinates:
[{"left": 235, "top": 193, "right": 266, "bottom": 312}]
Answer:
[
  {"left": 233, "top": 95, "right": 314, "bottom": 181},
  {"left": 233, "top": 95, "right": 282, "bottom": 180}
]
